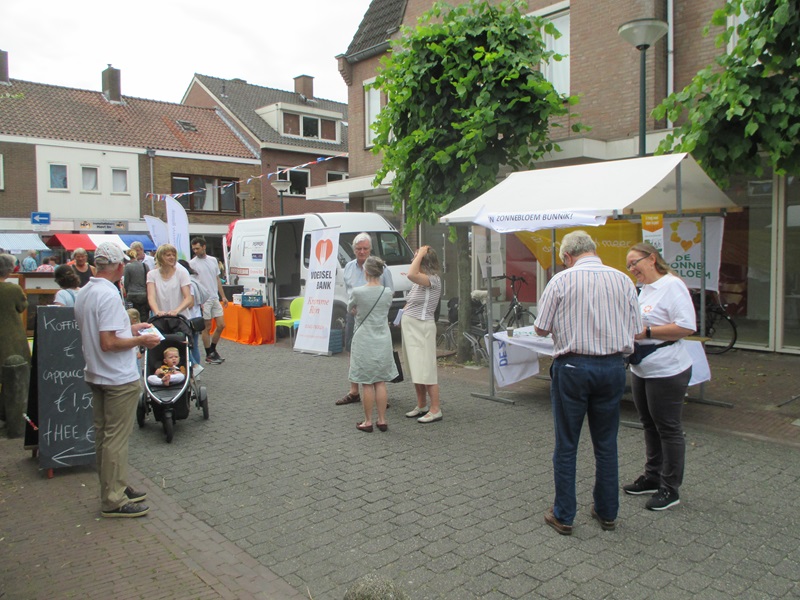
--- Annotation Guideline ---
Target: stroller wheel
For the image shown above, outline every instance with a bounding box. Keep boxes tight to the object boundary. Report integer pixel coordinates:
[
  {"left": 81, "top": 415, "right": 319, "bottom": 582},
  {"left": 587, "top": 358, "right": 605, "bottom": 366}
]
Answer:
[
  {"left": 137, "top": 393, "right": 147, "bottom": 428},
  {"left": 162, "top": 411, "right": 174, "bottom": 443},
  {"left": 199, "top": 386, "right": 209, "bottom": 420}
]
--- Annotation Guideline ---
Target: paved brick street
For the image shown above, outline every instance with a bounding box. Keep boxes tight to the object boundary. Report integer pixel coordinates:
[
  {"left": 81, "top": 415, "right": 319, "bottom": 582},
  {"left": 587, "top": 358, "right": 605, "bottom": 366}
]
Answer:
[{"left": 2, "top": 338, "right": 800, "bottom": 599}]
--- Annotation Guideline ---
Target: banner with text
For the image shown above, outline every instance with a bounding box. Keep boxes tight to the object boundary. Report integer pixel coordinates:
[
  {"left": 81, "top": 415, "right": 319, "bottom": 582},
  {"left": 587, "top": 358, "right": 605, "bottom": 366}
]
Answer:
[
  {"left": 641, "top": 213, "right": 664, "bottom": 252},
  {"left": 663, "top": 216, "right": 723, "bottom": 291},
  {"left": 474, "top": 206, "right": 607, "bottom": 233},
  {"left": 294, "top": 226, "right": 340, "bottom": 355},
  {"left": 144, "top": 215, "right": 170, "bottom": 249}
]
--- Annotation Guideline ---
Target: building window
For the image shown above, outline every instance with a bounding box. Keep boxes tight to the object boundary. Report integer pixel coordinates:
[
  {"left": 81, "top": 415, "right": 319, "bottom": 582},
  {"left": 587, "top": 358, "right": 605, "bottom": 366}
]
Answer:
[
  {"left": 327, "top": 171, "right": 349, "bottom": 182},
  {"left": 727, "top": 6, "right": 750, "bottom": 53},
  {"left": 283, "top": 113, "right": 337, "bottom": 141},
  {"left": 49, "top": 164, "right": 68, "bottom": 190},
  {"left": 112, "top": 168, "right": 128, "bottom": 193},
  {"left": 277, "top": 167, "right": 310, "bottom": 196},
  {"left": 171, "top": 174, "right": 239, "bottom": 212},
  {"left": 176, "top": 120, "right": 197, "bottom": 132},
  {"left": 81, "top": 166, "right": 99, "bottom": 192},
  {"left": 542, "top": 9, "right": 570, "bottom": 96},
  {"left": 364, "top": 80, "right": 381, "bottom": 147}
]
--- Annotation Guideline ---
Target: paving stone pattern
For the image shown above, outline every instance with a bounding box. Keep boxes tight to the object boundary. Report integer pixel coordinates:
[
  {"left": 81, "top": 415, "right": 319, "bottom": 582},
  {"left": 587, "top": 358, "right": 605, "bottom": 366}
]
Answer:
[{"left": 2, "top": 339, "right": 799, "bottom": 599}]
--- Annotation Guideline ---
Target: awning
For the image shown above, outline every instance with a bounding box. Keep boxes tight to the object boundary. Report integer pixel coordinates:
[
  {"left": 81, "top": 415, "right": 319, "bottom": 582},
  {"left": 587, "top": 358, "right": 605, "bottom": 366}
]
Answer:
[
  {"left": 0, "top": 233, "right": 49, "bottom": 252},
  {"left": 440, "top": 153, "right": 734, "bottom": 232},
  {"left": 119, "top": 234, "right": 156, "bottom": 251},
  {"left": 46, "top": 233, "right": 96, "bottom": 251},
  {"left": 88, "top": 234, "right": 129, "bottom": 251}
]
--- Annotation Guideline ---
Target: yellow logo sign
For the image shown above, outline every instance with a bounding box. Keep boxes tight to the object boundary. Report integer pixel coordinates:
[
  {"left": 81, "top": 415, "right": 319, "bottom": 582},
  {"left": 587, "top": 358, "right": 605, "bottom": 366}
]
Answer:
[{"left": 670, "top": 220, "right": 702, "bottom": 251}]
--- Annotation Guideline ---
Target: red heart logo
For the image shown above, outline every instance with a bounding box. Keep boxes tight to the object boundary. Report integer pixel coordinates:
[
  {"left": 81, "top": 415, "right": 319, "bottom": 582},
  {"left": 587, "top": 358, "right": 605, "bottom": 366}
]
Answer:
[{"left": 315, "top": 239, "right": 333, "bottom": 264}]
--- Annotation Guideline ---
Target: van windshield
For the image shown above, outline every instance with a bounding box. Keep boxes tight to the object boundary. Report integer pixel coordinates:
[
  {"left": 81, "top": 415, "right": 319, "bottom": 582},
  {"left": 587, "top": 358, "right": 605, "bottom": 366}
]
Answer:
[{"left": 339, "top": 232, "right": 414, "bottom": 267}]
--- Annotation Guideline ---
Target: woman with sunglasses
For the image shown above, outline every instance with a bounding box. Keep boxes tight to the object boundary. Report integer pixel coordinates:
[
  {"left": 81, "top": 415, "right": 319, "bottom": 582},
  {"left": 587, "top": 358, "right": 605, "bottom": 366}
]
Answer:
[{"left": 623, "top": 242, "right": 696, "bottom": 511}]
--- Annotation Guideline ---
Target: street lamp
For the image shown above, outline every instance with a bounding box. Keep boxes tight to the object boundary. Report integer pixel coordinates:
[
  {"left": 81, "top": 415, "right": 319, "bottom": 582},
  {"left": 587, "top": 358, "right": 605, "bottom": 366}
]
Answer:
[
  {"left": 618, "top": 18, "right": 669, "bottom": 157},
  {"left": 271, "top": 179, "right": 291, "bottom": 216}
]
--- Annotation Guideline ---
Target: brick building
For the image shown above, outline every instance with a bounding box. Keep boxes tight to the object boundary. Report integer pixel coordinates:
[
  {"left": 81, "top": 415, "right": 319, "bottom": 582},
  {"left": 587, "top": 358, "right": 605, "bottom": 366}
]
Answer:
[
  {"left": 322, "top": 0, "right": 798, "bottom": 354},
  {"left": 0, "top": 53, "right": 260, "bottom": 257},
  {"left": 182, "top": 74, "right": 349, "bottom": 219}
]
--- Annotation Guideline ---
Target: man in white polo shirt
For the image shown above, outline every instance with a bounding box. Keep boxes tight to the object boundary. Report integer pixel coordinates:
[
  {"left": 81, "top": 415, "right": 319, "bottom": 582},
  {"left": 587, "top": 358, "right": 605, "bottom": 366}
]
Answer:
[
  {"left": 190, "top": 236, "right": 229, "bottom": 364},
  {"left": 74, "top": 242, "right": 161, "bottom": 518}
]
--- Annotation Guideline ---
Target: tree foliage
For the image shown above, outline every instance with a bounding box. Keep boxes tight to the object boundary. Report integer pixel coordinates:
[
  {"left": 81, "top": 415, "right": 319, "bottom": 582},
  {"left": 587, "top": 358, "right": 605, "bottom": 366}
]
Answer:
[
  {"left": 654, "top": 0, "right": 800, "bottom": 187},
  {"left": 371, "top": 0, "right": 584, "bottom": 228}
]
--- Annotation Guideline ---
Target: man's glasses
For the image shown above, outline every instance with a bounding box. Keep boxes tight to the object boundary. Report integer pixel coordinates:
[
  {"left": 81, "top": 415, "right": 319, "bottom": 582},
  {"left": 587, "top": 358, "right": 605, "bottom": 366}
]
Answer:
[{"left": 627, "top": 255, "right": 650, "bottom": 271}]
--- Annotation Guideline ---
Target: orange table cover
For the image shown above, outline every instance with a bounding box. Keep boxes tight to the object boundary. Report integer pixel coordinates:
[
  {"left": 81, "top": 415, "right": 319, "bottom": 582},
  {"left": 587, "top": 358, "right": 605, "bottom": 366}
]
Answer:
[{"left": 211, "top": 304, "right": 275, "bottom": 345}]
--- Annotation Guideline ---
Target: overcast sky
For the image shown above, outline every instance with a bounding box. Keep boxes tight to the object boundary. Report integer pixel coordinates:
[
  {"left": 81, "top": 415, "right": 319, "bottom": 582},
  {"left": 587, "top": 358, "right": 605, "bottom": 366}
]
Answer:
[{"left": 1, "top": 0, "right": 374, "bottom": 104}]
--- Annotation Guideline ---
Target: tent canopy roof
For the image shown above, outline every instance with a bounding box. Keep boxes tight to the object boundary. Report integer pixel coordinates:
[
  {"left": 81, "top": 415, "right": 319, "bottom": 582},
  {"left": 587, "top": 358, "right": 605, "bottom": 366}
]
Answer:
[
  {"left": 0, "top": 233, "right": 49, "bottom": 252},
  {"left": 440, "top": 153, "right": 734, "bottom": 230}
]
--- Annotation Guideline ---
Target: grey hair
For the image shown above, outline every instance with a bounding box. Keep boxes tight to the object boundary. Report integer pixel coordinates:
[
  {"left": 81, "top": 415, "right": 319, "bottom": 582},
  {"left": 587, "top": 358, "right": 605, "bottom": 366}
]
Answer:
[
  {"left": 130, "top": 241, "right": 144, "bottom": 251},
  {"left": 0, "top": 253, "right": 15, "bottom": 277},
  {"left": 559, "top": 231, "right": 597, "bottom": 262},
  {"left": 352, "top": 232, "right": 372, "bottom": 250},
  {"left": 363, "top": 256, "right": 386, "bottom": 279},
  {"left": 72, "top": 247, "right": 88, "bottom": 259}
]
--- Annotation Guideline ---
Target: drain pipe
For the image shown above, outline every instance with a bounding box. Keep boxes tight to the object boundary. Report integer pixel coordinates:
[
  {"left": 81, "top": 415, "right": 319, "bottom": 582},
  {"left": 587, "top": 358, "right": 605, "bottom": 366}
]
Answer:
[
  {"left": 666, "top": 0, "right": 675, "bottom": 128},
  {"left": 146, "top": 148, "right": 156, "bottom": 215}
]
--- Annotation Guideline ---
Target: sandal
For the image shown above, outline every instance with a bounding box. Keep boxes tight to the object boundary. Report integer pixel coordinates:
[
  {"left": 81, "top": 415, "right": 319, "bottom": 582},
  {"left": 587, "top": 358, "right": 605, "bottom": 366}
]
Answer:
[
  {"left": 336, "top": 393, "right": 361, "bottom": 405},
  {"left": 356, "top": 422, "right": 373, "bottom": 433},
  {"left": 376, "top": 422, "right": 388, "bottom": 432}
]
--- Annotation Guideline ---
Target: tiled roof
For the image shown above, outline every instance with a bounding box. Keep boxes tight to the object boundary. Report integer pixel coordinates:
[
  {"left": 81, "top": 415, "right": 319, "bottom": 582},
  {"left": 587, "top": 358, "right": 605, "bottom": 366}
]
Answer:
[
  {"left": 344, "top": 0, "right": 407, "bottom": 59},
  {"left": 0, "top": 80, "right": 258, "bottom": 159},
  {"left": 192, "top": 74, "right": 348, "bottom": 152}
]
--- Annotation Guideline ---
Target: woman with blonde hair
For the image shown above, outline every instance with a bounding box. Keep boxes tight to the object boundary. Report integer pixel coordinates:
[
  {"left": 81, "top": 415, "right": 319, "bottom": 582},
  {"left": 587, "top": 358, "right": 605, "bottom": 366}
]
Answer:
[
  {"left": 623, "top": 242, "right": 696, "bottom": 511},
  {"left": 146, "top": 244, "right": 193, "bottom": 318},
  {"left": 402, "top": 246, "right": 443, "bottom": 423}
]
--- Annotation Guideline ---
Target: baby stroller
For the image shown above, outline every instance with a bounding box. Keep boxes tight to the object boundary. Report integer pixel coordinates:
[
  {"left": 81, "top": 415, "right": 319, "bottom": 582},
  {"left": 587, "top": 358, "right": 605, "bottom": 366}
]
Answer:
[{"left": 137, "top": 315, "right": 209, "bottom": 443}]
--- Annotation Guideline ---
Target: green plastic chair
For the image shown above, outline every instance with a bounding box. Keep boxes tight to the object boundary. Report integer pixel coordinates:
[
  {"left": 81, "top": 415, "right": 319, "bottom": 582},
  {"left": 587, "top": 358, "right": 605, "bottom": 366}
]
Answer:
[{"left": 275, "top": 297, "right": 304, "bottom": 342}]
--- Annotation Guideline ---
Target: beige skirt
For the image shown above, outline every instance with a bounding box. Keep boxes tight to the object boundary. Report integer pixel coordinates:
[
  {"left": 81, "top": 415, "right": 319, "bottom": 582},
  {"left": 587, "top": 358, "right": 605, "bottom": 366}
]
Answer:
[{"left": 401, "top": 315, "right": 438, "bottom": 385}]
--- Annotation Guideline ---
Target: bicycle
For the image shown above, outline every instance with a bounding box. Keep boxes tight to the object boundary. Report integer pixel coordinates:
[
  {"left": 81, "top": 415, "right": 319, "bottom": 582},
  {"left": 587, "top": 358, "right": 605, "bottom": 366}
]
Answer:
[
  {"left": 492, "top": 275, "right": 537, "bottom": 330},
  {"left": 692, "top": 290, "right": 737, "bottom": 354}
]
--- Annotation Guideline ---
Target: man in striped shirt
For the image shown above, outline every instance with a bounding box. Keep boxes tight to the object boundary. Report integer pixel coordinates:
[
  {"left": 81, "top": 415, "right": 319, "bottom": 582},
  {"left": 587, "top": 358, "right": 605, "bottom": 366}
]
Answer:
[{"left": 534, "top": 230, "right": 641, "bottom": 535}]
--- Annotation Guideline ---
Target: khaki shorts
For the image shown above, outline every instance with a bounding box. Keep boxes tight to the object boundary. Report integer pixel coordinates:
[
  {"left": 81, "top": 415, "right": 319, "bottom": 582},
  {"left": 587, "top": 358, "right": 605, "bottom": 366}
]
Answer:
[{"left": 202, "top": 297, "right": 224, "bottom": 320}]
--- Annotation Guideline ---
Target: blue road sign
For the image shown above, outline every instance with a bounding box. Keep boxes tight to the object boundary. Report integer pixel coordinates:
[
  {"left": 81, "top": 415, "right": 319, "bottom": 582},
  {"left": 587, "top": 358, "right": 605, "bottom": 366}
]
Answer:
[{"left": 31, "top": 212, "right": 51, "bottom": 225}]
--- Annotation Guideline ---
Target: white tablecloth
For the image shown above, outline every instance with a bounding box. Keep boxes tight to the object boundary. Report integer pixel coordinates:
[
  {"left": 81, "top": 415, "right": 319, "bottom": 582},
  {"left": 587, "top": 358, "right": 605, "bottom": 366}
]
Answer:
[{"left": 489, "top": 326, "right": 711, "bottom": 387}]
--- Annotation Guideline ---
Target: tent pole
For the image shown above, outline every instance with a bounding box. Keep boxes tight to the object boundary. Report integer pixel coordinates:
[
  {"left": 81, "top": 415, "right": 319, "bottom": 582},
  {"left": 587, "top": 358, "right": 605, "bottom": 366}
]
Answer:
[{"left": 472, "top": 227, "right": 514, "bottom": 405}]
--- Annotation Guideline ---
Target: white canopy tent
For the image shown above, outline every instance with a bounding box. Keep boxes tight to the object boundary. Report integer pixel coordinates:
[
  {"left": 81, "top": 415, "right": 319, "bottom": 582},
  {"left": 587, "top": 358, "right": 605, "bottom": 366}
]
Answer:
[
  {"left": 439, "top": 153, "right": 734, "bottom": 404},
  {"left": 440, "top": 153, "right": 734, "bottom": 230}
]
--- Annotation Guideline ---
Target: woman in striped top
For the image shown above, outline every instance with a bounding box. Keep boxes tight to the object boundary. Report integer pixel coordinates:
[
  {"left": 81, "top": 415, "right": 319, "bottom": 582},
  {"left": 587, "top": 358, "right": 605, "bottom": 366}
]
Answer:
[{"left": 401, "top": 246, "right": 443, "bottom": 423}]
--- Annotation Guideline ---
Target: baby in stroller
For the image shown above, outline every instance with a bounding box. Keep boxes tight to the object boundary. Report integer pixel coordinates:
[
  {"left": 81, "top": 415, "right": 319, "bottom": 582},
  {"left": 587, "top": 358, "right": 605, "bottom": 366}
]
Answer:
[{"left": 147, "top": 347, "right": 187, "bottom": 387}]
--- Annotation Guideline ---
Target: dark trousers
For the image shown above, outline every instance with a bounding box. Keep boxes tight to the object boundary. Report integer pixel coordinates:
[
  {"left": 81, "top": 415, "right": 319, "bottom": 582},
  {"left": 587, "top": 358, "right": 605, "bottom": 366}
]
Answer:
[
  {"left": 631, "top": 367, "right": 692, "bottom": 494},
  {"left": 550, "top": 353, "right": 626, "bottom": 525},
  {"left": 345, "top": 312, "right": 355, "bottom": 352},
  {"left": 126, "top": 295, "right": 150, "bottom": 323}
]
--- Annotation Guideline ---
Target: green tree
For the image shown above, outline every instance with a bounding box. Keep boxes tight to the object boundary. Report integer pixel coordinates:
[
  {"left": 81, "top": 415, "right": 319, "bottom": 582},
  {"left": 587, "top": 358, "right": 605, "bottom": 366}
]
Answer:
[
  {"left": 654, "top": 0, "right": 800, "bottom": 187},
  {"left": 371, "top": 0, "right": 584, "bottom": 362}
]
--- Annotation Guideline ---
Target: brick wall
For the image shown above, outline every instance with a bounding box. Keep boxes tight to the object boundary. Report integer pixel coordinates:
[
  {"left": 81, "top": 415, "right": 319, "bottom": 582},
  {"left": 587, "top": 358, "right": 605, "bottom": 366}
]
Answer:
[
  {"left": 0, "top": 141, "right": 37, "bottom": 217},
  {"left": 143, "top": 155, "right": 262, "bottom": 225},
  {"left": 260, "top": 149, "right": 350, "bottom": 217}
]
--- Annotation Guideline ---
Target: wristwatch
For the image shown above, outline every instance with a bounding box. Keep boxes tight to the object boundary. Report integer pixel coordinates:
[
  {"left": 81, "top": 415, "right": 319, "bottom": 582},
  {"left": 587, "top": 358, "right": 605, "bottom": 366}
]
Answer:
[{"left": 646, "top": 326, "right": 652, "bottom": 339}]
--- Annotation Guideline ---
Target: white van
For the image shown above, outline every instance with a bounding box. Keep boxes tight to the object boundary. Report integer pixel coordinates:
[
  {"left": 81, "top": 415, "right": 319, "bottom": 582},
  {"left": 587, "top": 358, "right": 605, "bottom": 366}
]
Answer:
[{"left": 227, "top": 212, "right": 414, "bottom": 327}]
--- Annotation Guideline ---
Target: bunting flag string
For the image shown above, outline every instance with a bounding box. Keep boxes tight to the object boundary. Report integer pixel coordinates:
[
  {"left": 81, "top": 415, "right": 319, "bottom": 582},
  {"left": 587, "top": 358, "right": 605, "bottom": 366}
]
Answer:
[{"left": 145, "top": 153, "right": 348, "bottom": 202}]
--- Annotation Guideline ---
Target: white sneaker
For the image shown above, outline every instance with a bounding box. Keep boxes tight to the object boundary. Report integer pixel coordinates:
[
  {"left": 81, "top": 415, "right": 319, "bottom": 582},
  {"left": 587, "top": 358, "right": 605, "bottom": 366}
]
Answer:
[
  {"left": 193, "top": 364, "right": 205, "bottom": 377},
  {"left": 405, "top": 406, "right": 428, "bottom": 418},
  {"left": 418, "top": 411, "right": 442, "bottom": 423}
]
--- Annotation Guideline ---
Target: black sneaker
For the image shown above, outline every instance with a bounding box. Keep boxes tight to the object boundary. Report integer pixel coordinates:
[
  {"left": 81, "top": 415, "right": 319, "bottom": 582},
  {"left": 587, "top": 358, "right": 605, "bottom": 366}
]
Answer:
[
  {"left": 205, "top": 355, "right": 223, "bottom": 364},
  {"left": 124, "top": 486, "right": 147, "bottom": 503},
  {"left": 102, "top": 502, "right": 150, "bottom": 518},
  {"left": 211, "top": 350, "right": 225, "bottom": 362},
  {"left": 646, "top": 488, "right": 680, "bottom": 511},
  {"left": 623, "top": 475, "right": 660, "bottom": 495}
]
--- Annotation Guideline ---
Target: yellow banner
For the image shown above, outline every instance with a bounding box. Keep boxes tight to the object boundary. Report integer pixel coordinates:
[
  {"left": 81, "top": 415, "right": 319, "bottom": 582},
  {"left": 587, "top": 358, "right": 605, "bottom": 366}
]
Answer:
[{"left": 514, "top": 220, "right": 643, "bottom": 274}]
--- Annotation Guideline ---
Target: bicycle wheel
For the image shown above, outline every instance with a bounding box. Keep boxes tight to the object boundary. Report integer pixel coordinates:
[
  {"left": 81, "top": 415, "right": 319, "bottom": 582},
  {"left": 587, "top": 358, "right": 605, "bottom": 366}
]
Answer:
[
  {"left": 704, "top": 309, "right": 737, "bottom": 354},
  {"left": 437, "top": 322, "right": 458, "bottom": 351},
  {"left": 508, "top": 308, "right": 536, "bottom": 328}
]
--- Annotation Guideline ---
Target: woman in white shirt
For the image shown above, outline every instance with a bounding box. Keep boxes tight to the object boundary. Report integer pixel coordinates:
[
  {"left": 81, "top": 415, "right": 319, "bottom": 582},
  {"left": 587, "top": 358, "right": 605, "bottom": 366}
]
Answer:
[
  {"left": 623, "top": 242, "right": 696, "bottom": 512},
  {"left": 146, "top": 244, "right": 193, "bottom": 318},
  {"left": 401, "top": 246, "right": 443, "bottom": 423}
]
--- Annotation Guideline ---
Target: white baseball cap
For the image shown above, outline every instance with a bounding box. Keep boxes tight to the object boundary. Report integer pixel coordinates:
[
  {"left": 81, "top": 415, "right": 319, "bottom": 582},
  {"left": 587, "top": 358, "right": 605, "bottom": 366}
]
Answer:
[{"left": 94, "top": 242, "right": 129, "bottom": 265}]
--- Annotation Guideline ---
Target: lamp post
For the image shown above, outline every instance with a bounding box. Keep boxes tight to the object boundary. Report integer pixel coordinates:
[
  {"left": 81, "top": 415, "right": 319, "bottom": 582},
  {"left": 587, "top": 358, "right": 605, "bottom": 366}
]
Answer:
[
  {"left": 236, "top": 191, "right": 251, "bottom": 219},
  {"left": 618, "top": 18, "right": 669, "bottom": 157},
  {"left": 271, "top": 179, "right": 291, "bottom": 216}
]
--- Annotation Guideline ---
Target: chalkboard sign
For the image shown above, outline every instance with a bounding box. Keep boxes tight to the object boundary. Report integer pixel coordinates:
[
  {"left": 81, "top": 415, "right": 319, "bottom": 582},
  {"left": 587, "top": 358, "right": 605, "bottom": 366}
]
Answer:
[{"left": 35, "top": 306, "right": 95, "bottom": 470}]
